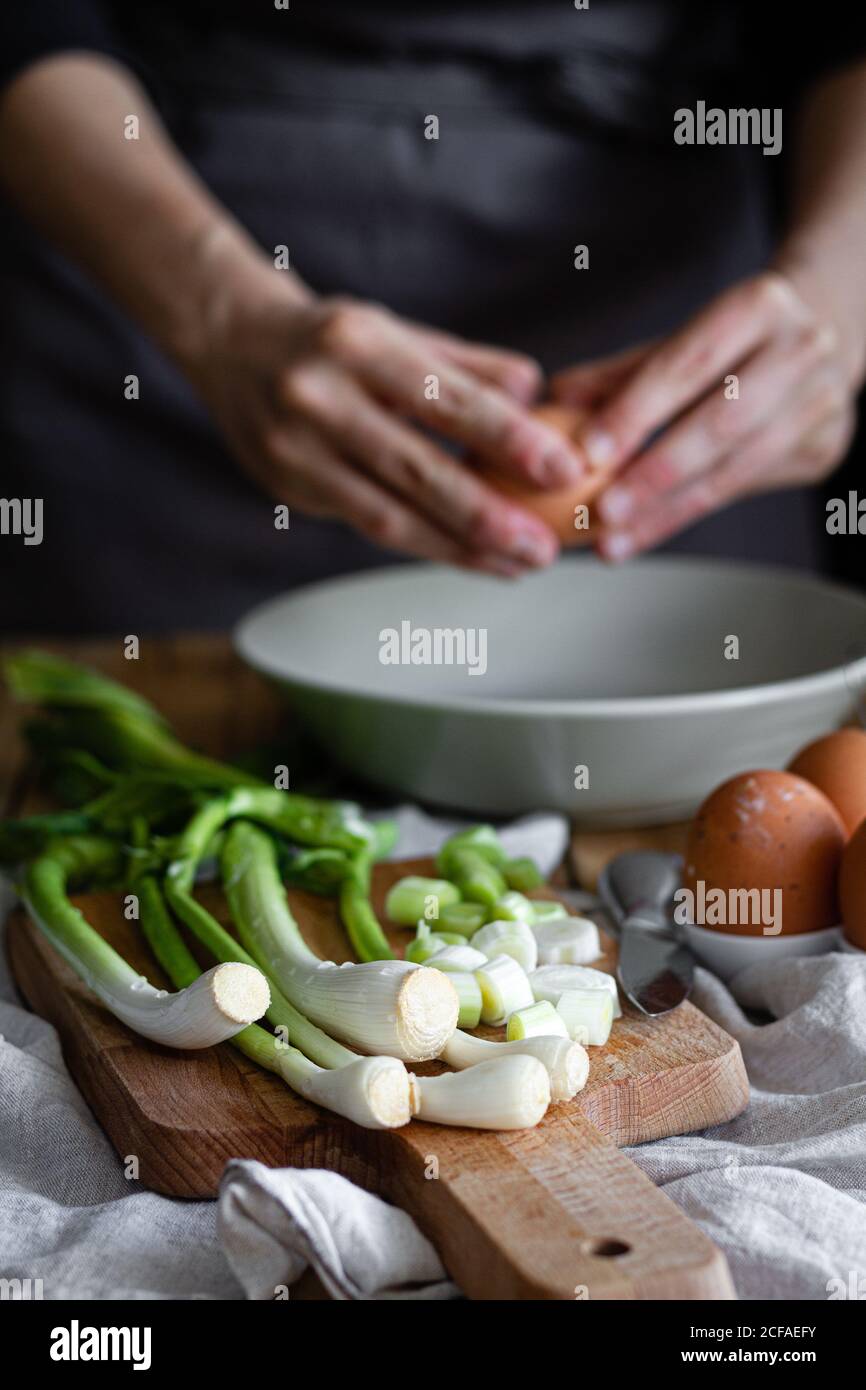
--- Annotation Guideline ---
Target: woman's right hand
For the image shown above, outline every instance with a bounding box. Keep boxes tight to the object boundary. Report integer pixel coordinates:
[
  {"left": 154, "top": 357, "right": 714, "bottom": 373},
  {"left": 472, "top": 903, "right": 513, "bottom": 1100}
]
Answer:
[{"left": 182, "top": 255, "right": 585, "bottom": 576}]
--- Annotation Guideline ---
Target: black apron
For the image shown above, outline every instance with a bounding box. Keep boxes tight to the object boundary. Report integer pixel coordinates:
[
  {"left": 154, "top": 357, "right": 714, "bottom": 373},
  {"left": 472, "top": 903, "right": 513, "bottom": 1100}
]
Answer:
[{"left": 0, "top": 1, "right": 824, "bottom": 634}]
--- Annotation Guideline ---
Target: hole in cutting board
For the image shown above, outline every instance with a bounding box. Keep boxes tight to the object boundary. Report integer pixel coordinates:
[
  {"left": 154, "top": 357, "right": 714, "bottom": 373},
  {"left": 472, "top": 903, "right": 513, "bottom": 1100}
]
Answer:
[{"left": 581, "top": 1237, "right": 631, "bottom": 1258}]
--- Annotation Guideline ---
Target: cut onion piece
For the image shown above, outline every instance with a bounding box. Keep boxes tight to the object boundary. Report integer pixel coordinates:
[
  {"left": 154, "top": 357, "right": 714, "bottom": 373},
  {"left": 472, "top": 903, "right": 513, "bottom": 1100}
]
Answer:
[
  {"left": 530, "top": 964, "right": 621, "bottom": 1018},
  {"left": 532, "top": 916, "right": 601, "bottom": 966},
  {"left": 470, "top": 919, "right": 537, "bottom": 973},
  {"left": 556, "top": 988, "right": 614, "bottom": 1046},
  {"left": 475, "top": 954, "right": 534, "bottom": 1025},
  {"left": 506, "top": 999, "right": 569, "bottom": 1041}
]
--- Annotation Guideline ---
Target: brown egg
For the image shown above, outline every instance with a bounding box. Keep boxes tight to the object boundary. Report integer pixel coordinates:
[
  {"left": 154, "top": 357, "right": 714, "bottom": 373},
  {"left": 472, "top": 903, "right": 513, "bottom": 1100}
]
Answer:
[
  {"left": 684, "top": 770, "right": 846, "bottom": 936},
  {"left": 788, "top": 728, "right": 866, "bottom": 838},
  {"left": 481, "top": 403, "right": 615, "bottom": 546},
  {"left": 839, "top": 818, "right": 866, "bottom": 950}
]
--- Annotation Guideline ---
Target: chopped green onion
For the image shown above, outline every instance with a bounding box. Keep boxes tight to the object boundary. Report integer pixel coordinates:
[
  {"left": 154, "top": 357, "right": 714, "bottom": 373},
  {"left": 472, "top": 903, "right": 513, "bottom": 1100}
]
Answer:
[
  {"left": 427, "top": 943, "right": 488, "bottom": 972},
  {"left": 555, "top": 989, "right": 614, "bottom": 1046},
  {"left": 441, "top": 846, "right": 506, "bottom": 908},
  {"left": 503, "top": 856, "right": 544, "bottom": 892},
  {"left": 435, "top": 824, "right": 507, "bottom": 875},
  {"left": 405, "top": 922, "right": 447, "bottom": 964},
  {"left": 530, "top": 964, "right": 621, "bottom": 1018},
  {"left": 426, "top": 968, "right": 482, "bottom": 1028},
  {"left": 506, "top": 1000, "right": 569, "bottom": 1041},
  {"left": 490, "top": 890, "right": 535, "bottom": 922},
  {"left": 532, "top": 916, "right": 601, "bottom": 965},
  {"left": 437, "top": 902, "right": 487, "bottom": 937},
  {"left": 475, "top": 954, "right": 534, "bottom": 1026},
  {"left": 529, "top": 900, "right": 569, "bottom": 925},
  {"left": 470, "top": 919, "right": 537, "bottom": 973},
  {"left": 384, "top": 876, "right": 461, "bottom": 927}
]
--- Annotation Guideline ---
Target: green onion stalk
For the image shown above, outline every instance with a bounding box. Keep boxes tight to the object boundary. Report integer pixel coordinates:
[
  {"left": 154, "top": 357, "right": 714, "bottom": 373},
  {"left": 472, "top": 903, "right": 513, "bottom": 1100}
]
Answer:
[
  {"left": 217, "top": 820, "right": 458, "bottom": 1061},
  {"left": 20, "top": 834, "right": 268, "bottom": 1048},
  {"left": 128, "top": 833, "right": 411, "bottom": 1128}
]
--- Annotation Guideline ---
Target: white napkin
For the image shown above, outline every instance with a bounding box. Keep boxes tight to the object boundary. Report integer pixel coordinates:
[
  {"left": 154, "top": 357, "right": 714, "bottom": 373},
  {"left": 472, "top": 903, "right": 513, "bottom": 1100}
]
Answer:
[{"left": 218, "top": 1160, "right": 458, "bottom": 1300}]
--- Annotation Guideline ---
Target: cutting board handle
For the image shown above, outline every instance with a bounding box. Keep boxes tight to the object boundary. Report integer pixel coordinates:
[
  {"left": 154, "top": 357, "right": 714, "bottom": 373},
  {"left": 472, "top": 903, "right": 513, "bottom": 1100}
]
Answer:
[{"left": 391, "top": 1111, "right": 735, "bottom": 1300}]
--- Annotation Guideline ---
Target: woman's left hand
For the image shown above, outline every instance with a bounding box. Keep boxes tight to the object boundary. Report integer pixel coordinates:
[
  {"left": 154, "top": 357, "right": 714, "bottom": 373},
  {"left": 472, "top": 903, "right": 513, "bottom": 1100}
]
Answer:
[{"left": 552, "top": 268, "right": 865, "bottom": 559}]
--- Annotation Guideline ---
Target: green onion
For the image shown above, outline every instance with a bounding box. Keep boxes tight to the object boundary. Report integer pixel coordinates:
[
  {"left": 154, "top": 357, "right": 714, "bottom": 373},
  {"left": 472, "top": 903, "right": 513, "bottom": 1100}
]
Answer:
[
  {"left": 21, "top": 835, "right": 268, "bottom": 1048},
  {"left": 435, "top": 825, "right": 507, "bottom": 875},
  {"left": 339, "top": 845, "right": 394, "bottom": 962},
  {"left": 384, "top": 876, "right": 461, "bottom": 927},
  {"left": 489, "top": 890, "right": 535, "bottom": 922},
  {"left": 426, "top": 967, "right": 482, "bottom": 1028},
  {"left": 133, "top": 858, "right": 409, "bottom": 1126},
  {"left": 439, "top": 846, "right": 506, "bottom": 908},
  {"left": 503, "top": 856, "right": 544, "bottom": 892},
  {"left": 436, "top": 902, "right": 487, "bottom": 937},
  {"left": 506, "top": 1000, "right": 569, "bottom": 1042},
  {"left": 427, "top": 943, "right": 487, "bottom": 972},
  {"left": 218, "top": 820, "right": 457, "bottom": 1061},
  {"left": 439, "top": 1030, "right": 589, "bottom": 1103},
  {"left": 555, "top": 989, "right": 614, "bottom": 1046},
  {"left": 475, "top": 954, "right": 534, "bottom": 1026},
  {"left": 410, "top": 1055, "right": 550, "bottom": 1130},
  {"left": 533, "top": 916, "right": 601, "bottom": 965},
  {"left": 530, "top": 964, "right": 622, "bottom": 1018},
  {"left": 470, "top": 919, "right": 538, "bottom": 972},
  {"left": 528, "top": 900, "right": 569, "bottom": 925}
]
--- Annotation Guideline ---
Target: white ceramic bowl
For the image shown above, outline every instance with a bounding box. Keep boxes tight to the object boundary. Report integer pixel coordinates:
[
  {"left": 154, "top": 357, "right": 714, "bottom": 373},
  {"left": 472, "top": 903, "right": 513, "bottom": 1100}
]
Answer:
[
  {"left": 682, "top": 922, "right": 843, "bottom": 981},
  {"left": 235, "top": 556, "right": 866, "bottom": 825}
]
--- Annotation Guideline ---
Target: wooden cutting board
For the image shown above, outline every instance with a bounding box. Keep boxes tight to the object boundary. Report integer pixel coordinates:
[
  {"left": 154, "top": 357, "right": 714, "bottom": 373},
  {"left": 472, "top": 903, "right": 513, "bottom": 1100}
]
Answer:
[
  {"left": 7, "top": 858, "right": 748, "bottom": 1301},
  {"left": 1, "top": 636, "right": 748, "bottom": 1300}
]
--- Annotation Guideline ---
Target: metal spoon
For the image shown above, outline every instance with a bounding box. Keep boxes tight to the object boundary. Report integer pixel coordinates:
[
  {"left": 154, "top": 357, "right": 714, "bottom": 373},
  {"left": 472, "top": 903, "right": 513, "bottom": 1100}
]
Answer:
[{"left": 597, "top": 852, "right": 694, "bottom": 1017}]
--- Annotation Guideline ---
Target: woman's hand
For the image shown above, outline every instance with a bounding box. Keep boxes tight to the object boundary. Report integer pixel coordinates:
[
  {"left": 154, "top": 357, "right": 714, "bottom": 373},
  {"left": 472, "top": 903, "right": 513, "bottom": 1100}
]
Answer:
[
  {"left": 553, "top": 58, "right": 866, "bottom": 561},
  {"left": 552, "top": 268, "right": 864, "bottom": 560},
  {"left": 0, "top": 53, "right": 584, "bottom": 577},
  {"left": 181, "top": 252, "right": 588, "bottom": 575}
]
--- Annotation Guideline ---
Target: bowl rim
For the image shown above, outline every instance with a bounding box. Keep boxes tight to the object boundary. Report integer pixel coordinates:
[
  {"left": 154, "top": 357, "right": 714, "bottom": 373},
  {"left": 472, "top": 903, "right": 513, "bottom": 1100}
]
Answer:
[
  {"left": 681, "top": 920, "right": 840, "bottom": 947},
  {"left": 235, "top": 556, "right": 866, "bottom": 720}
]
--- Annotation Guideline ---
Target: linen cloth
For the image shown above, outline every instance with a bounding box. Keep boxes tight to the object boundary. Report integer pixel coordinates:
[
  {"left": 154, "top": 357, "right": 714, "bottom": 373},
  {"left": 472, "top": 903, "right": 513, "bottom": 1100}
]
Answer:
[{"left": 1, "top": 809, "right": 864, "bottom": 1300}]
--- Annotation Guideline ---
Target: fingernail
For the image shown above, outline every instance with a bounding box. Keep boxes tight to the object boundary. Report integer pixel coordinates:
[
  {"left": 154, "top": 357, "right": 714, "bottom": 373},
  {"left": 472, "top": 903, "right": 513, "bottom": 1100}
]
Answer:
[
  {"left": 508, "top": 530, "right": 557, "bottom": 567},
  {"left": 598, "top": 486, "right": 634, "bottom": 525},
  {"left": 601, "top": 532, "right": 634, "bottom": 563},
  {"left": 533, "top": 444, "right": 585, "bottom": 487},
  {"left": 583, "top": 428, "right": 616, "bottom": 470}
]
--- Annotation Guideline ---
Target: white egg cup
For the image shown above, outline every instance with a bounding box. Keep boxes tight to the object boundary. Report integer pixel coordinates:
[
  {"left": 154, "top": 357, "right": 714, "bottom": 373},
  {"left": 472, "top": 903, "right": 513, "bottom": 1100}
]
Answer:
[{"left": 681, "top": 921, "right": 847, "bottom": 981}]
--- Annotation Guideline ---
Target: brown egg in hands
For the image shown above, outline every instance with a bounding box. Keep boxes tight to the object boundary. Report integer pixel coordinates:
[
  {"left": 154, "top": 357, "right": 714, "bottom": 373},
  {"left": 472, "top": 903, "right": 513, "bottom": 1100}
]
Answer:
[
  {"left": 684, "top": 770, "right": 846, "bottom": 936},
  {"left": 788, "top": 727, "right": 866, "bottom": 838},
  {"left": 480, "top": 404, "right": 616, "bottom": 546}
]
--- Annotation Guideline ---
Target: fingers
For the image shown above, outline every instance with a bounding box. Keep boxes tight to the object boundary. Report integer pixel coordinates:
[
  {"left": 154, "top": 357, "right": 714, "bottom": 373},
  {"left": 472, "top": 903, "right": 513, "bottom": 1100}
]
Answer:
[
  {"left": 420, "top": 329, "right": 543, "bottom": 405},
  {"left": 314, "top": 300, "right": 584, "bottom": 485},
  {"left": 550, "top": 341, "right": 653, "bottom": 408},
  {"left": 595, "top": 324, "right": 836, "bottom": 527},
  {"left": 579, "top": 272, "right": 812, "bottom": 471},
  {"left": 258, "top": 419, "right": 530, "bottom": 575},
  {"left": 281, "top": 362, "right": 560, "bottom": 567},
  {"left": 597, "top": 364, "right": 852, "bottom": 560}
]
